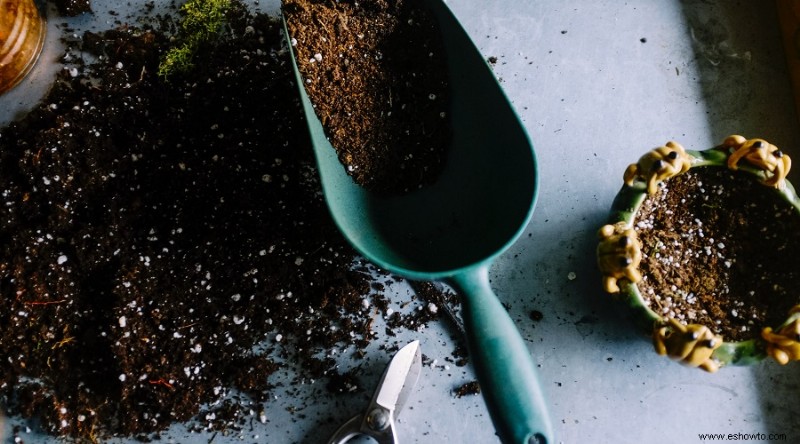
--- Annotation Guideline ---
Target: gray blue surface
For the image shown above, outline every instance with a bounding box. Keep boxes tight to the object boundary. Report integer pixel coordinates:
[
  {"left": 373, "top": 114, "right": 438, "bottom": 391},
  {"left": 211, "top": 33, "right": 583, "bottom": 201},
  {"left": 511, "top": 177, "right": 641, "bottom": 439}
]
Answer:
[{"left": 2, "top": 1, "right": 800, "bottom": 443}]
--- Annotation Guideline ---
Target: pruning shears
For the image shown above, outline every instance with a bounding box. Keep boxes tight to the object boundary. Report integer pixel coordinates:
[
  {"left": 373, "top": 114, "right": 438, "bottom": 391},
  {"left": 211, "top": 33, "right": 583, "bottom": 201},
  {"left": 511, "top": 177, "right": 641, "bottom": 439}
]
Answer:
[{"left": 327, "top": 340, "right": 422, "bottom": 444}]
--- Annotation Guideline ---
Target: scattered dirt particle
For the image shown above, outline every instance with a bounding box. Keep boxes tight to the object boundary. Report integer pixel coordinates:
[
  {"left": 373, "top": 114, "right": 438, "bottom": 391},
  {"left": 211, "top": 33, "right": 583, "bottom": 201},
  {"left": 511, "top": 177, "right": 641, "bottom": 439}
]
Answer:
[{"left": 454, "top": 380, "right": 481, "bottom": 398}]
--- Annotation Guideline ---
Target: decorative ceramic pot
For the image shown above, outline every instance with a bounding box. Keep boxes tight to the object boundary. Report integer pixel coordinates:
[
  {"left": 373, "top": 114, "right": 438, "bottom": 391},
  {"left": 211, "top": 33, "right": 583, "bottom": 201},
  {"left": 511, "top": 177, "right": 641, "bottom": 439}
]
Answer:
[
  {"left": 0, "top": 0, "right": 46, "bottom": 94},
  {"left": 598, "top": 135, "right": 800, "bottom": 372}
]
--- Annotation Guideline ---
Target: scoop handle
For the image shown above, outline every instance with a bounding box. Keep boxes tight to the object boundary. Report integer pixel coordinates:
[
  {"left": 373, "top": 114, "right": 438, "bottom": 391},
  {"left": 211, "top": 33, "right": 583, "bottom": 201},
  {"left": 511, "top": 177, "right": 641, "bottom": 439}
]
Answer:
[{"left": 450, "top": 265, "right": 553, "bottom": 444}]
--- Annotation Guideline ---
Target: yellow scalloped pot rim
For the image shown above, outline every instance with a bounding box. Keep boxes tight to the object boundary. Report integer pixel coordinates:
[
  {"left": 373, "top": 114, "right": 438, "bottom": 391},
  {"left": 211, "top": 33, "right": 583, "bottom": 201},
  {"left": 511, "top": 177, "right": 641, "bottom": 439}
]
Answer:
[{"left": 601, "top": 140, "right": 800, "bottom": 371}]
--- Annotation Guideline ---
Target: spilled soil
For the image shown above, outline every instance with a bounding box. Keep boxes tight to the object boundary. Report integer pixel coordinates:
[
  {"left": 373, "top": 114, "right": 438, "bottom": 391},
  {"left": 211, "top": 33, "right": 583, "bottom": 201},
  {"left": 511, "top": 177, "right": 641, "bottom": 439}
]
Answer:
[{"left": 0, "top": 2, "right": 459, "bottom": 440}]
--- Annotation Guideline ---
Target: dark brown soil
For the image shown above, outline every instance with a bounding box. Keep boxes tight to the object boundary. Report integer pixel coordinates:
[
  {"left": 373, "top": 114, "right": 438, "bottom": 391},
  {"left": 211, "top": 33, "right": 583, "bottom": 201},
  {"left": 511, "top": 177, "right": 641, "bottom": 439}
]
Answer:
[
  {"left": 634, "top": 167, "right": 800, "bottom": 341},
  {"left": 54, "top": 0, "right": 93, "bottom": 16},
  {"left": 283, "top": 0, "right": 452, "bottom": 194},
  {"left": 453, "top": 380, "right": 480, "bottom": 398},
  {"left": 0, "top": 3, "right": 458, "bottom": 441}
]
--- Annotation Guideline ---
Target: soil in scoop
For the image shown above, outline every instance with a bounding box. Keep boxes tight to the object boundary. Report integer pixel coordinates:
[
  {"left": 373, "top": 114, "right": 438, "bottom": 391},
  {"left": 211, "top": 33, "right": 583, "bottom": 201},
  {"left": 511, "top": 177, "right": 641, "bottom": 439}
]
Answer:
[
  {"left": 0, "top": 3, "right": 458, "bottom": 440},
  {"left": 283, "top": 0, "right": 452, "bottom": 194},
  {"left": 634, "top": 167, "right": 800, "bottom": 342}
]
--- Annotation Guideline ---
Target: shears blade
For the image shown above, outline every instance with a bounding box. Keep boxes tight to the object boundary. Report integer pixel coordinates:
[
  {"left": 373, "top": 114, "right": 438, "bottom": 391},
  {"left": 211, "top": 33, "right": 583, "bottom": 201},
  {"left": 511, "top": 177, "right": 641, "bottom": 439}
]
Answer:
[
  {"left": 374, "top": 340, "right": 422, "bottom": 414},
  {"left": 326, "top": 340, "right": 422, "bottom": 444}
]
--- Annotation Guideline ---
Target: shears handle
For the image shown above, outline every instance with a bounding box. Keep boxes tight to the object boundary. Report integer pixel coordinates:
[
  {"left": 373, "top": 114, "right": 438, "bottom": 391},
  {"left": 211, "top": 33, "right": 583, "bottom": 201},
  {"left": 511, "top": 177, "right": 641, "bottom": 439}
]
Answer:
[{"left": 326, "top": 412, "right": 398, "bottom": 444}]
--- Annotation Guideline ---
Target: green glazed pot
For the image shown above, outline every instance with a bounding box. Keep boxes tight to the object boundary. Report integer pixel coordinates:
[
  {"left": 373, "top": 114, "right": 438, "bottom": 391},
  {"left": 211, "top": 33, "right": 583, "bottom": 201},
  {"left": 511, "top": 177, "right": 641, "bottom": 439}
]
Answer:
[{"left": 599, "top": 135, "right": 800, "bottom": 372}]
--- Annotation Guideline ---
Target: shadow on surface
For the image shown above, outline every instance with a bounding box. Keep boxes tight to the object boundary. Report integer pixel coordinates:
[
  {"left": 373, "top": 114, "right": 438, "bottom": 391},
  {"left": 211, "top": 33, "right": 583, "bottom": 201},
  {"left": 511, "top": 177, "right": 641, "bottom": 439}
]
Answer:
[
  {"left": 679, "top": 0, "right": 799, "bottom": 170},
  {"left": 520, "top": 206, "right": 649, "bottom": 350},
  {"left": 679, "top": 0, "right": 800, "bottom": 440}
]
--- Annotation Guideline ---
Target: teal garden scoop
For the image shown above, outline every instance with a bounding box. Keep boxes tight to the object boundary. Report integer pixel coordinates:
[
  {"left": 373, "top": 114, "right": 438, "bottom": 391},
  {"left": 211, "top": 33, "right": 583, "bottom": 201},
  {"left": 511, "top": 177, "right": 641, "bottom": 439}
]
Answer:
[{"left": 283, "top": 2, "right": 553, "bottom": 443}]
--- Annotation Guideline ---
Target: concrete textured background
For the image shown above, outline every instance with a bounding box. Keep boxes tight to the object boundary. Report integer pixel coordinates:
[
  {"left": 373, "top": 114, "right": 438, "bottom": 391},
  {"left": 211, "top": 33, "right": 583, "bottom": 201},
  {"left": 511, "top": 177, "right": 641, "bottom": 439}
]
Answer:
[{"left": 2, "top": 1, "right": 799, "bottom": 443}]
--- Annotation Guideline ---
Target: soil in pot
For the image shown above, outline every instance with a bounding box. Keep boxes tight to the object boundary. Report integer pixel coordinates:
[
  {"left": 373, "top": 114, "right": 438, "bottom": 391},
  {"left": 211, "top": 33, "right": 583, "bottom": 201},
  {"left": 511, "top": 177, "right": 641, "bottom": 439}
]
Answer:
[
  {"left": 633, "top": 166, "right": 800, "bottom": 342},
  {"left": 0, "top": 2, "right": 460, "bottom": 441},
  {"left": 282, "top": 0, "right": 452, "bottom": 194}
]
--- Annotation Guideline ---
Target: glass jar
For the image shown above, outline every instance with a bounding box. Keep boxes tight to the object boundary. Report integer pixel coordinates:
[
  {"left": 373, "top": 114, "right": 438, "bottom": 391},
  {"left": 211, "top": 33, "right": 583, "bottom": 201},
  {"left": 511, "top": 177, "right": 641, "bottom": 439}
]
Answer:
[{"left": 0, "top": 0, "right": 46, "bottom": 94}]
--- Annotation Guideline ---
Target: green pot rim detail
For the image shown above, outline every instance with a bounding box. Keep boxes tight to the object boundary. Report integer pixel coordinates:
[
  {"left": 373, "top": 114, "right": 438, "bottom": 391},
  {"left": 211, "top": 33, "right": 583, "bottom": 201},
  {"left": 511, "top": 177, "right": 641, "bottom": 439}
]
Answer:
[{"left": 604, "top": 143, "right": 800, "bottom": 370}]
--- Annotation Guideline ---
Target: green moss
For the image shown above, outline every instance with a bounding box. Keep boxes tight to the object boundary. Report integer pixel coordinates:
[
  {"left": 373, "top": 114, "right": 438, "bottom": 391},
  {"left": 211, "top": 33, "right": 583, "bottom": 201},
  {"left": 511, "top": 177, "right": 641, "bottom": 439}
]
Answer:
[
  {"left": 159, "top": 44, "right": 194, "bottom": 78},
  {"left": 158, "top": 0, "right": 233, "bottom": 79}
]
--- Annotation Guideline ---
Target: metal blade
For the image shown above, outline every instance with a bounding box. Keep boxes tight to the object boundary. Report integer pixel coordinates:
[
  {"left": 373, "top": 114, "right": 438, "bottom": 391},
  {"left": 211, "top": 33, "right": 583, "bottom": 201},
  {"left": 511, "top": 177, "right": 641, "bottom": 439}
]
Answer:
[{"left": 373, "top": 340, "right": 422, "bottom": 415}]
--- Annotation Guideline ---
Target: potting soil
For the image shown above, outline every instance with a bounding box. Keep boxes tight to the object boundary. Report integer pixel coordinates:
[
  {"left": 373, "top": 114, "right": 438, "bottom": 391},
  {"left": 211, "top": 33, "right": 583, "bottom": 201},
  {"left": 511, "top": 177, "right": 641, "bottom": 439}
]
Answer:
[
  {"left": 0, "top": 3, "right": 458, "bottom": 440},
  {"left": 635, "top": 167, "right": 800, "bottom": 341}
]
